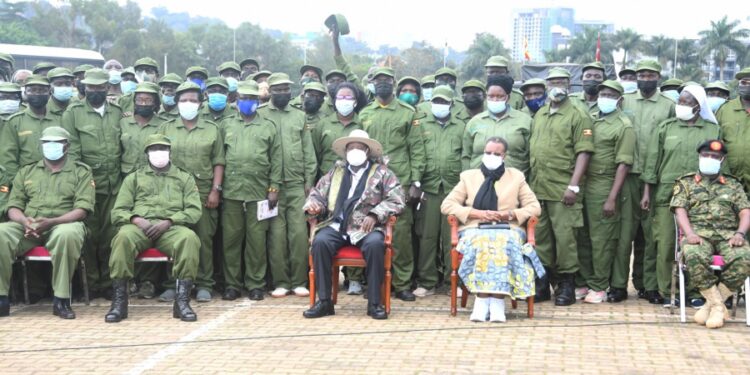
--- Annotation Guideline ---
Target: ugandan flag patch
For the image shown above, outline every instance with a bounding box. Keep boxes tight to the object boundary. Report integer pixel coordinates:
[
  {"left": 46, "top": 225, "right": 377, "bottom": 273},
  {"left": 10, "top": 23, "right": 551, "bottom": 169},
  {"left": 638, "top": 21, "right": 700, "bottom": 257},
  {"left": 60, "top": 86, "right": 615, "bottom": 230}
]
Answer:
[
  {"left": 582, "top": 129, "right": 593, "bottom": 136},
  {"left": 0, "top": 186, "right": 8, "bottom": 193}
]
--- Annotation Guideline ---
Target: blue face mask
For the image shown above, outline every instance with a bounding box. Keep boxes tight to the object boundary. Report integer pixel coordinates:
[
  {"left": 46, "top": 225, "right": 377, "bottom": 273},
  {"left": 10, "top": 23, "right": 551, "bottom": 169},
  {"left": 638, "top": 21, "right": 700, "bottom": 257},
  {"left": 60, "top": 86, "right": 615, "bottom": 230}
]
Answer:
[
  {"left": 120, "top": 80, "right": 137, "bottom": 95},
  {"left": 208, "top": 93, "right": 228, "bottom": 111},
  {"left": 42, "top": 142, "right": 65, "bottom": 161},
  {"left": 597, "top": 97, "right": 619, "bottom": 114},
  {"left": 190, "top": 78, "right": 206, "bottom": 92},
  {"left": 620, "top": 80, "right": 637, "bottom": 94},
  {"left": 225, "top": 77, "right": 238, "bottom": 93},
  {"left": 662, "top": 89, "right": 679, "bottom": 103},
  {"left": 487, "top": 99, "right": 507, "bottom": 114},
  {"left": 525, "top": 95, "right": 547, "bottom": 112},
  {"left": 237, "top": 99, "right": 259, "bottom": 116},
  {"left": 422, "top": 88, "right": 433, "bottom": 101},
  {"left": 707, "top": 97, "right": 726, "bottom": 113},
  {"left": 52, "top": 86, "right": 74, "bottom": 102},
  {"left": 162, "top": 94, "right": 176, "bottom": 106}
]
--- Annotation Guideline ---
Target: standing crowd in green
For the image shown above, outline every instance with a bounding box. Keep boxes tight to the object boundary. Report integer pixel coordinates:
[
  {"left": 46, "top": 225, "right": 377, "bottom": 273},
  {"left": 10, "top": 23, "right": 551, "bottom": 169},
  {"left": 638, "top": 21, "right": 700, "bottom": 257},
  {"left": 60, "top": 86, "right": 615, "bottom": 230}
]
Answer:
[{"left": 0, "top": 28, "right": 748, "bottom": 326}]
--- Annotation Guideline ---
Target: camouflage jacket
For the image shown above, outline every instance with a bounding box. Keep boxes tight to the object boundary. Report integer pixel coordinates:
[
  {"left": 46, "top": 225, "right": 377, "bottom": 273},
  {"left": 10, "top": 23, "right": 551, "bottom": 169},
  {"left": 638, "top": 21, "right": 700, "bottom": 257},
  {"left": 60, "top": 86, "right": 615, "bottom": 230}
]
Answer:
[
  {"left": 306, "top": 160, "right": 405, "bottom": 244},
  {"left": 670, "top": 172, "right": 750, "bottom": 240}
]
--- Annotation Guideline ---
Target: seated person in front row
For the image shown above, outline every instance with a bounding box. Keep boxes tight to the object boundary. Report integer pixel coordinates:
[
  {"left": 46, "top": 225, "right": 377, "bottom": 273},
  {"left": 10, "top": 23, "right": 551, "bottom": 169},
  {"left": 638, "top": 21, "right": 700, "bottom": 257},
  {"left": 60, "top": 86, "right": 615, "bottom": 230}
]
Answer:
[
  {"left": 441, "top": 137, "right": 543, "bottom": 323},
  {"left": 671, "top": 140, "right": 750, "bottom": 329},
  {"left": 303, "top": 130, "right": 405, "bottom": 320},
  {"left": 106, "top": 134, "right": 203, "bottom": 323},
  {"left": 0, "top": 127, "right": 94, "bottom": 319}
]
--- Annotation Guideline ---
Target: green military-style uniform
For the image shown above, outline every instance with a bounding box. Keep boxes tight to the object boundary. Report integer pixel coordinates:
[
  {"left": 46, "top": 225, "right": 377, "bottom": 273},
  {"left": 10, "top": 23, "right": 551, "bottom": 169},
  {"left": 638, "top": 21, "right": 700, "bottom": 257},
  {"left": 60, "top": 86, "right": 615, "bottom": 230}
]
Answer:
[
  {"left": 462, "top": 108, "right": 532, "bottom": 175},
  {"left": 220, "top": 109, "right": 282, "bottom": 293},
  {"left": 414, "top": 87, "right": 466, "bottom": 290},
  {"left": 360, "top": 68, "right": 426, "bottom": 293},
  {"left": 120, "top": 84, "right": 164, "bottom": 176},
  {"left": 569, "top": 92, "right": 599, "bottom": 116},
  {"left": 300, "top": 82, "right": 331, "bottom": 131},
  {"left": 200, "top": 105, "right": 230, "bottom": 125},
  {"left": 311, "top": 111, "right": 363, "bottom": 179},
  {"left": 0, "top": 107, "right": 59, "bottom": 177},
  {"left": 0, "top": 83, "right": 22, "bottom": 127},
  {"left": 641, "top": 117, "right": 720, "bottom": 297},
  {"left": 670, "top": 171, "right": 750, "bottom": 291},
  {"left": 258, "top": 73, "right": 317, "bottom": 290},
  {"left": 717, "top": 97, "right": 750, "bottom": 193},
  {"left": 0, "top": 157, "right": 94, "bottom": 300},
  {"left": 0, "top": 167, "right": 9, "bottom": 218},
  {"left": 530, "top": 98, "right": 595, "bottom": 275},
  {"left": 158, "top": 107, "right": 179, "bottom": 123}
]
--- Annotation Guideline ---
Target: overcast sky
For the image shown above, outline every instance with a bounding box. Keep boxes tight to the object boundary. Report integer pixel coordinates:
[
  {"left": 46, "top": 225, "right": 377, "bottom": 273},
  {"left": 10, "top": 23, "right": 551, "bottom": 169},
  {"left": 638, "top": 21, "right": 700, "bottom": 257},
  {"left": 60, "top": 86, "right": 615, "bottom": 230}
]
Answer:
[{"left": 129, "top": 0, "right": 748, "bottom": 50}]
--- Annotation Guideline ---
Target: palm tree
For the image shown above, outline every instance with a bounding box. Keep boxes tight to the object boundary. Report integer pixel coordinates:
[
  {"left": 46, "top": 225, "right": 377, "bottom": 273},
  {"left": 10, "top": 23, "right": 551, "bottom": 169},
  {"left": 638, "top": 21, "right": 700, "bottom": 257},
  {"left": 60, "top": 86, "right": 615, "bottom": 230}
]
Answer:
[
  {"left": 460, "top": 33, "right": 510, "bottom": 80},
  {"left": 645, "top": 35, "right": 676, "bottom": 69},
  {"left": 613, "top": 28, "right": 643, "bottom": 66},
  {"left": 564, "top": 26, "right": 615, "bottom": 64},
  {"left": 699, "top": 16, "right": 749, "bottom": 80}
]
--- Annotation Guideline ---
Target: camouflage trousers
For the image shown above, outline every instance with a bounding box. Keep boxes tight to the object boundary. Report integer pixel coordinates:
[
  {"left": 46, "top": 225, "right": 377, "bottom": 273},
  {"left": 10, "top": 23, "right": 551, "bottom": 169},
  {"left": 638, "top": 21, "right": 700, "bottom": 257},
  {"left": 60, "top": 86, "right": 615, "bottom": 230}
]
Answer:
[{"left": 682, "top": 236, "right": 750, "bottom": 291}]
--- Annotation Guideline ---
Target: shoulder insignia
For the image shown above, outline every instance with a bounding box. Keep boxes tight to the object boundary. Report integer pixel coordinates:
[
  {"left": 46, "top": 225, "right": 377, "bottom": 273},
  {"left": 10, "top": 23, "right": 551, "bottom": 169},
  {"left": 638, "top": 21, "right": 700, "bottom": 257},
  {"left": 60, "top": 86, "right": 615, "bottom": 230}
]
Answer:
[
  {"left": 412, "top": 119, "right": 420, "bottom": 127},
  {"left": 673, "top": 183, "right": 682, "bottom": 196},
  {"left": 122, "top": 112, "right": 133, "bottom": 118},
  {"left": 18, "top": 130, "right": 33, "bottom": 137},
  {"left": 0, "top": 185, "right": 8, "bottom": 193},
  {"left": 582, "top": 129, "right": 593, "bottom": 136},
  {"left": 74, "top": 161, "right": 92, "bottom": 170}
]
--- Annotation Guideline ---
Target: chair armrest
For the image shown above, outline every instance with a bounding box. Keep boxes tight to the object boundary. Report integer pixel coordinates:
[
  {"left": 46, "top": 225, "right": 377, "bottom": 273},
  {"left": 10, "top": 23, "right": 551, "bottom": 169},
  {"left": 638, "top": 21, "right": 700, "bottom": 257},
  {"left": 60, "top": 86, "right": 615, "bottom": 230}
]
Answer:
[
  {"left": 448, "top": 215, "right": 459, "bottom": 247},
  {"left": 385, "top": 216, "right": 397, "bottom": 248},
  {"left": 526, "top": 216, "right": 538, "bottom": 246},
  {"left": 307, "top": 217, "right": 318, "bottom": 246}
]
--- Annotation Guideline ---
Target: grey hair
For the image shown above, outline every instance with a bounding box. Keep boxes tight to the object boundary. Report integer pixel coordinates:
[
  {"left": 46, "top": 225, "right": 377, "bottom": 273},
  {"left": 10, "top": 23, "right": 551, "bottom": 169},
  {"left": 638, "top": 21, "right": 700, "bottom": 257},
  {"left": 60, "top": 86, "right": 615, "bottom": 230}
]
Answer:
[{"left": 485, "top": 136, "right": 508, "bottom": 151}]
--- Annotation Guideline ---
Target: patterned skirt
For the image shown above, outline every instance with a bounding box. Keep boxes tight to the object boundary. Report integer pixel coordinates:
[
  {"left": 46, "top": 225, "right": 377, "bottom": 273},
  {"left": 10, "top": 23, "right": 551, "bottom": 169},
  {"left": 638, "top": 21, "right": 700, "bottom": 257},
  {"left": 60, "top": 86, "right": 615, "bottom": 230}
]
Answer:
[{"left": 457, "top": 227, "right": 544, "bottom": 299}]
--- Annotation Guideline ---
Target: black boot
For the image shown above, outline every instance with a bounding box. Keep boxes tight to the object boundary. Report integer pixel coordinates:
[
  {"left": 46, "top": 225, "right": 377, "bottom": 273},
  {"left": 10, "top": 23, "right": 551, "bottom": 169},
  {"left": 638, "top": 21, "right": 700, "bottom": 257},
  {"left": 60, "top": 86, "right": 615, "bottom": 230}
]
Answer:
[
  {"left": 0, "top": 295, "right": 9, "bottom": 317},
  {"left": 105, "top": 279, "right": 129, "bottom": 323},
  {"left": 367, "top": 303, "right": 387, "bottom": 320},
  {"left": 535, "top": 267, "right": 551, "bottom": 302},
  {"left": 555, "top": 274, "right": 575, "bottom": 306},
  {"left": 53, "top": 297, "right": 76, "bottom": 319},
  {"left": 303, "top": 300, "right": 335, "bottom": 318},
  {"left": 173, "top": 279, "right": 197, "bottom": 322}
]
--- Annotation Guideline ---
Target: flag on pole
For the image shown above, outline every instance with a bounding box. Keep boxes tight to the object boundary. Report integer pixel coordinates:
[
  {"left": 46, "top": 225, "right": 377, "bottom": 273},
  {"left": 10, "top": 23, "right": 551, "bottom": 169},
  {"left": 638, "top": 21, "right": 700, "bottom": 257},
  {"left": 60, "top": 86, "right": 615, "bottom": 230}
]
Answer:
[
  {"left": 595, "top": 32, "right": 601, "bottom": 62},
  {"left": 443, "top": 42, "right": 449, "bottom": 67},
  {"left": 523, "top": 37, "right": 531, "bottom": 61}
]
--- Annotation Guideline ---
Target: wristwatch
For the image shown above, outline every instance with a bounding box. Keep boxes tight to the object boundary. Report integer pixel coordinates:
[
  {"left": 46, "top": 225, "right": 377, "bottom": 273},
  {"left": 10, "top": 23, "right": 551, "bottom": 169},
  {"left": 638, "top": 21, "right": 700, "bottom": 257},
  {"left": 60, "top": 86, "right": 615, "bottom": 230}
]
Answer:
[
  {"left": 413, "top": 181, "right": 421, "bottom": 188},
  {"left": 567, "top": 185, "right": 580, "bottom": 194},
  {"left": 213, "top": 185, "right": 223, "bottom": 192}
]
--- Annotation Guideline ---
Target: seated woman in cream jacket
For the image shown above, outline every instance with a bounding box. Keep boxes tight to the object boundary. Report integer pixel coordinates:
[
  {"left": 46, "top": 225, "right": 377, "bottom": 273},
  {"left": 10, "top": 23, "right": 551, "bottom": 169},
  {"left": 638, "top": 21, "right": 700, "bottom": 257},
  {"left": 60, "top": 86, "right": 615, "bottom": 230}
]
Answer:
[{"left": 441, "top": 137, "right": 542, "bottom": 322}]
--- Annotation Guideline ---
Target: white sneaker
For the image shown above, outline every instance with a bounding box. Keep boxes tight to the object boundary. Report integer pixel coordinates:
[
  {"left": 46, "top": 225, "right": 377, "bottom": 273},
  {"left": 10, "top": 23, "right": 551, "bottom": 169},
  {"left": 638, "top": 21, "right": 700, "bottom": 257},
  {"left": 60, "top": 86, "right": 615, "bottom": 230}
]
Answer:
[
  {"left": 271, "top": 287, "right": 289, "bottom": 298},
  {"left": 584, "top": 290, "right": 606, "bottom": 304},
  {"left": 347, "top": 281, "right": 363, "bottom": 295},
  {"left": 575, "top": 287, "right": 589, "bottom": 300},
  {"left": 470, "top": 296, "right": 490, "bottom": 322},
  {"left": 488, "top": 298, "right": 506, "bottom": 323},
  {"left": 293, "top": 286, "right": 309, "bottom": 297},
  {"left": 413, "top": 287, "right": 435, "bottom": 297}
]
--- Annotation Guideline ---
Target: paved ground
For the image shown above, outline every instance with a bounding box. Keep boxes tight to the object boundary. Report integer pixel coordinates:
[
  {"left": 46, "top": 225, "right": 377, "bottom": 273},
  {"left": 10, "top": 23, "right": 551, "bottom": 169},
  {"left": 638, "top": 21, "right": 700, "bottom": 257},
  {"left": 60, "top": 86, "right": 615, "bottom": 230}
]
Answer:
[{"left": 1, "top": 284, "right": 748, "bottom": 375}]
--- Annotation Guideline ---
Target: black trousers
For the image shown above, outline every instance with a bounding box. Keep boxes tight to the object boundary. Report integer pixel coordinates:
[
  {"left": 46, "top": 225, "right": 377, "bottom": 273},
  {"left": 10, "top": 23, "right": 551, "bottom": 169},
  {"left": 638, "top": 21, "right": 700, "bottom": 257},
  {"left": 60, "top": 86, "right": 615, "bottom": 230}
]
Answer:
[{"left": 312, "top": 227, "right": 385, "bottom": 304}]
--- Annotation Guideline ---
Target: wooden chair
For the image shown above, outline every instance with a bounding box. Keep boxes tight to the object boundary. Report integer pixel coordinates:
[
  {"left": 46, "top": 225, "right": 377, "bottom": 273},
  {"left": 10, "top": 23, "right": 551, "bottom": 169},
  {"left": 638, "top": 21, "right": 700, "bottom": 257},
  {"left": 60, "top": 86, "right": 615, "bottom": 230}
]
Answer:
[
  {"left": 19, "top": 246, "right": 89, "bottom": 305},
  {"left": 308, "top": 216, "right": 396, "bottom": 315},
  {"left": 448, "top": 215, "right": 539, "bottom": 318}
]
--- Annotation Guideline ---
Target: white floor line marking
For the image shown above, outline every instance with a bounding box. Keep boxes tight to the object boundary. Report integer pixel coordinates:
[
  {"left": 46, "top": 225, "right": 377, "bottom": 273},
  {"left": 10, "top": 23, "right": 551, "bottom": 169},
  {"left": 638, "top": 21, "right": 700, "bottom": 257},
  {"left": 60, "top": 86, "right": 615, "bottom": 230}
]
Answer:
[{"left": 123, "top": 302, "right": 252, "bottom": 375}]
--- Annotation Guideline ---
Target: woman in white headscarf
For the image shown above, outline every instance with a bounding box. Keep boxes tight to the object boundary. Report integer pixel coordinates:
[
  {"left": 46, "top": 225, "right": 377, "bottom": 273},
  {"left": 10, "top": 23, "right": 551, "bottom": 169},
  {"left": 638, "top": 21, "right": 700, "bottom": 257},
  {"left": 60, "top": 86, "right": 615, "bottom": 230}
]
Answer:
[{"left": 640, "top": 84, "right": 720, "bottom": 306}]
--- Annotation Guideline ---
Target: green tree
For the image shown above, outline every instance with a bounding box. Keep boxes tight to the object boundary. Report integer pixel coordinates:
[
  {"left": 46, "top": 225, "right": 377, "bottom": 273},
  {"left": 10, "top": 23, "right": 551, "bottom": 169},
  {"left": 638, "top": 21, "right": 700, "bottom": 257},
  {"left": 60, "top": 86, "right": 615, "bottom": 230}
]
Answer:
[
  {"left": 460, "top": 33, "right": 510, "bottom": 80},
  {"left": 699, "top": 16, "right": 749, "bottom": 80},
  {"left": 30, "top": 1, "right": 89, "bottom": 48},
  {"left": 613, "top": 28, "right": 643, "bottom": 66},
  {"left": 399, "top": 41, "right": 444, "bottom": 79},
  {"left": 644, "top": 35, "right": 676, "bottom": 69},
  {"left": 558, "top": 26, "right": 615, "bottom": 64},
  {"left": 0, "top": 21, "right": 48, "bottom": 46}
]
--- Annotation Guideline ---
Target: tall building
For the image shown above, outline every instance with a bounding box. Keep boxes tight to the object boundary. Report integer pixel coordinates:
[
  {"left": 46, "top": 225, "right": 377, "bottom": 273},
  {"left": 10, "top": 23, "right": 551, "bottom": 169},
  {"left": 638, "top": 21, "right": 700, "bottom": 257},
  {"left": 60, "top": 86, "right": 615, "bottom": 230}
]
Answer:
[{"left": 512, "top": 7, "right": 575, "bottom": 63}]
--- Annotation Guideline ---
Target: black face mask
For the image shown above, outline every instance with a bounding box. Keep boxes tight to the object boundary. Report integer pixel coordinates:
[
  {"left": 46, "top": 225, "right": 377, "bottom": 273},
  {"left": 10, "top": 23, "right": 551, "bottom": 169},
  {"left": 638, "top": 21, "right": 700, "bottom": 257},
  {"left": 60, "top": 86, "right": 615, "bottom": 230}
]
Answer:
[
  {"left": 327, "top": 84, "right": 339, "bottom": 99},
  {"left": 303, "top": 97, "right": 324, "bottom": 114},
  {"left": 375, "top": 82, "right": 393, "bottom": 100},
  {"left": 637, "top": 80, "right": 658, "bottom": 94},
  {"left": 26, "top": 94, "right": 49, "bottom": 109},
  {"left": 463, "top": 94, "right": 484, "bottom": 110},
  {"left": 86, "top": 91, "right": 107, "bottom": 107},
  {"left": 271, "top": 93, "right": 291, "bottom": 109},
  {"left": 582, "top": 80, "right": 601, "bottom": 96},
  {"left": 738, "top": 86, "right": 750, "bottom": 100},
  {"left": 134, "top": 105, "right": 155, "bottom": 117},
  {"left": 76, "top": 82, "right": 85, "bottom": 96}
]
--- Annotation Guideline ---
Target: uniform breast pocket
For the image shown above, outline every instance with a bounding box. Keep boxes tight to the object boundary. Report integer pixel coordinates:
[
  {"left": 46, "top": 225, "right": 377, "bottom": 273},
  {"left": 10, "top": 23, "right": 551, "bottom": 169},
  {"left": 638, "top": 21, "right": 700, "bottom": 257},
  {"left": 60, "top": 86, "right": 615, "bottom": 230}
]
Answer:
[
  {"left": 57, "top": 181, "right": 77, "bottom": 197},
  {"left": 664, "top": 135, "right": 680, "bottom": 151}
]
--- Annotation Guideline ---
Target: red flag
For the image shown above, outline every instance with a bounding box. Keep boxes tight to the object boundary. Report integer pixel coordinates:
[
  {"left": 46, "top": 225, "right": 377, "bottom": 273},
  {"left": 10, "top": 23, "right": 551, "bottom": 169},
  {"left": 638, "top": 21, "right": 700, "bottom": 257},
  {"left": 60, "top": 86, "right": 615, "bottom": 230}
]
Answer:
[
  {"left": 523, "top": 37, "right": 531, "bottom": 61},
  {"left": 595, "top": 32, "right": 601, "bottom": 62}
]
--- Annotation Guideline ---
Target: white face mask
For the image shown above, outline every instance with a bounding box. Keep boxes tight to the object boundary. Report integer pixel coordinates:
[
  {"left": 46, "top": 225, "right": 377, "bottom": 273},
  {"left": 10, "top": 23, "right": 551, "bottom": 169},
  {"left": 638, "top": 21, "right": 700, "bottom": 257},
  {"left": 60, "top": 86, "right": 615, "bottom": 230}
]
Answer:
[
  {"left": 698, "top": 157, "right": 721, "bottom": 175},
  {"left": 346, "top": 148, "right": 368, "bottom": 166},
  {"left": 335, "top": 99, "right": 356, "bottom": 116},
  {"left": 0, "top": 99, "right": 20, "bottom": 114},
  {"left": 148, "top": 150, "right": 170, "bottom": 168},
  {"left": 675, "top": 104, "right": 696, "bottom": 121},
  {"left": 482, "top": 153, "right": 504, "bottom": 170},
  {"left": 178, "top": 102, "right": 200, "bottom": 120},
  {"left": 431, "top": 103, "right": 450, "bottom": 118}
]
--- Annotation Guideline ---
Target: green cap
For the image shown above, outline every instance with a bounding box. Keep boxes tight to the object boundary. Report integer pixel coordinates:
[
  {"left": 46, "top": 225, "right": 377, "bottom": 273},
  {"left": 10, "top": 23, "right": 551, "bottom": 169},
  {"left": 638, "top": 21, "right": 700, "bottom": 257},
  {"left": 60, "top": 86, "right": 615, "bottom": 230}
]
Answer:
[
  {"left": 421, "top": 75, "right": 435, "bottom": 86},
  {"left": 134, "top": 82, "right": 160, "bottom": 95},
  {"left": 371, "top": 67, "right": 395, "bottom": 79},
  {"left": 175, "top": 81, "right": 202, "bottom": 96},
  {"left": 158, "top": 73, "right": 183, "bottom": 86},
  {"left": 240, "top": 58, "right": 259, "bottom": 69},
  {"left": 461, "top": 79, "right": 486, "bottom": 93},
  {"left": 250, "top": 70, "right": 271, "bottom": 81},
  {"left": 32, "top": 62, "right": 56, "bottom": 75},
  {"left": 597, "top": 80, "right": 624, "bottom": 95},
  {"left": 546, "top": 67, "right": 571, "bottom": 80},
  {"left": 144, "top": 134, "right": 171, "bottom": 151},
  {"left": 0, "top": 53, "right": 14, "bottom": 67},
  {"left": 397, "top": 76, "right": 420, "bottom": 89},
  {"left": 431, "top": 86, "right": 454, "bottom": 102},
  {"left": 25, "top": 75, "right": 50, "bottom": 87},
  {"left": 237, "top": 80, "right": 260, "bottom": 96},
  {"left": 324, "top": 14, "right": 350, "bottom": 35},
  {"left": 267, "top": 72, "right": 293, "bottom": 87},
  {"left": 434, "top": 67, "right": 458, "bottom": 79},
  {"left": 661, "top": 78, "right": 683, "bottom": 88},
  {"left": 134, "top": 57, "right": 159, "bottom": 71},
  {"left": 185, "top": 66, "right": 209, "bottom": 78},
  {"left": 0, "top": 82, "right": 21, "bottom": 93},
  {"left": 704, "top": 81, "right": 730, "bottom": 94},
  {"left": 325, "top": 69, "right": 346, "bottom": 81},
  {"left": 485, "top": 55, "right": 509, "bottom": 68},
  {"left": 520, "top": 78, "right": 546, "bottom": 91},
  {"left": 46, "top": 67, "right": 74, "bottom": 80},
  {"left": 217, "top": 61, "right": 241, "bottom": 74},
  {"left": 40, "top": 126, "right": 70, "bottom": 142},
  {"left": 73, "top": 64, "right": 95, "bottom": 75},
  {"left": 121, "top": 67, "right": 136, "bottom": 77},
  {"left": 618, "top": 67, "right": 636, "bottom": 77},
  {"left": 735, "top": 67, "right": 750, "bottom": 80},
  {"left": 635, "top": 59, "right": 661, "bottom": 73},
  {"left": 582, "top": 61, "right": 606, "bottom": 75},
  {"left": 696, "top": 139, "right": 727, "bottom": 155},
  {"left": 299, "top": 65, "right": 323, "bottom": 79},
  {"left": 205, "top": 77, "right": 229, "bottom": 89},
  {"left": 303, "top": 81, "right": 327, "bottom": 94}
]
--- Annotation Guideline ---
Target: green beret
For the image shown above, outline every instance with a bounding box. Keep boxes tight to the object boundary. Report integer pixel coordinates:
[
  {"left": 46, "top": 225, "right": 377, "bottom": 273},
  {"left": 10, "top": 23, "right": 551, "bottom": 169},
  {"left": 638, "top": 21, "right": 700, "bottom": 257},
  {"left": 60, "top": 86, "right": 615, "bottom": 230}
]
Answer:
[
  {"left": 144, "top": 134, "right": 171, "bottom": 151},
  {"left": 434, "top": 67, "right": 458, "bottom": 79},
  {"left": 397, "top": 76, "right": 420, "bottom": 88},
  {"left": 299, "top": 65, "right": 323, "bottom": 79},
  {"left": 134, "top": 57, "right": 159, "bottom": 71},
  {"left": 371, "top": 67, "right": 395, "bottom": 79},
  {"left": 520, "top": 78, "right": 546, "bottom": 91},
  {"left": 704, "top": 81, "right": 730, "bottom": 94},
  {"left": 0, "top": 53, "right": 14, "bottom": 67},
  {"left": 735, "top": 67, "right": 750, "bottom": 80},
  {"left": 32, "top": 62, "right": 56, "bottom": 74},
  {"left": 325, "top": 69, "right": 346, "bottom": 81},
  {"left": 250, "top": 70, "right": 272, "bottom": 81},
  {"left": 461, "top": 79, "right": 486, "bottom": 93},
  {"left": 205, "top": 77, "right": 229, "bottom": 89},
  {"left": 303, "top": 81, "right": 327, "bottom": 94},
  {"left": 158, "top": 73, "right": 183, "bottom": 86},
  {"left": 185, "top": 66, "right": 209, "bottom": 78},
  {"left": 73, "top": 64, "right": 95, "bottom": 75},
  {"left": 175, "top": 81, "right": 202, "bottom": 96},
  {"left": 267, "top": 72, "right": 293, "bottom": 87},
  {"left": 421, "top": 75, "right": 436, "bottom": 86},
  {"left": 240, "top": 58, "right": 259, "bottom": 69},
  {"left": 218, "top": 61, "right": 241, "bottom": 74},
  {"left": 40, "top": 126, "right": 70, "bottom": 142},
  {"left": 324, "top": 14, "right": 350, "bottom": 35},
  {"left": 134, "top": 82, "right": 160, "bottom": 95},
  {"left": 661, "top": 78, "right": 683, "bottom": 88},
  {"left": 597, "top": 80, "right": 624, "bottom": 95},
  {"left": 618, "top": 67, "right": 636, "bottom": 77},
  {"left": 582, "top": 61, "right": 605, "bottom": 75},
  {"left": 484, "top": 56, "right": 509, "bottom": 68},
  {"left": 121, "top": 67, "right": 136, "bottom": 77},
  {"left": 237, "top": 80, "right": 260, "bottom": 96},
  {"left": 635, "top": 59, "right": 661, "bottom": 73},
  {"left": 696, "top": 139, "right": 727, "bottom": 155},
  {"left": 431, "top": 86, "right": 454, "bottom": 102},
  {"left": 546, "top": 67, "right": 571, "bottom": 80},
  {"left": 0, "top": 82, "right": 21, "bottom": 93},
  {"left": 25, "top": 75, "right": 50, "bottom": 87},
  {"left": 47, "top": 67, "right": 74, "bottom": 80}
]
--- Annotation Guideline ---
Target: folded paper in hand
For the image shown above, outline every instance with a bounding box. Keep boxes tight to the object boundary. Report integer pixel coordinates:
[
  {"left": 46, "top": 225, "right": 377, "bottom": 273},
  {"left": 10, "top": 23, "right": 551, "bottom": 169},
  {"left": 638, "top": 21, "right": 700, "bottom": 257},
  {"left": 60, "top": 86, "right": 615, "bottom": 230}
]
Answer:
[{"left": 257, "top": 200, "right": 278, "bottom": 221}]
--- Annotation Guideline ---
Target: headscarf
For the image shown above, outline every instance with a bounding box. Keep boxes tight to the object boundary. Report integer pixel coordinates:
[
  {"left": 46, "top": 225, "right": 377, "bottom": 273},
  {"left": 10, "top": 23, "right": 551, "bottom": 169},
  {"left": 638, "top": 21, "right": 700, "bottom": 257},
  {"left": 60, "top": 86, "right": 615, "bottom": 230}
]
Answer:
[{"left": 682, "top": 84, "right": 717, "bottom": 125}]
